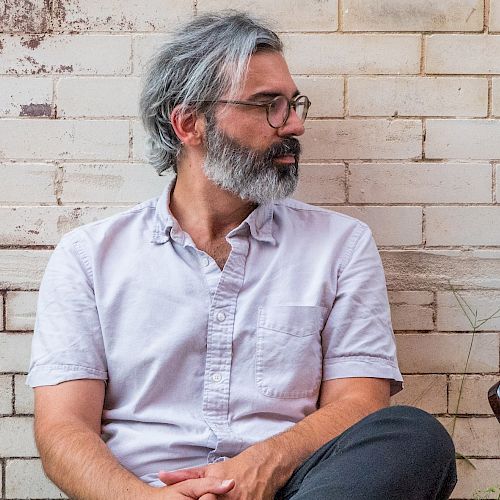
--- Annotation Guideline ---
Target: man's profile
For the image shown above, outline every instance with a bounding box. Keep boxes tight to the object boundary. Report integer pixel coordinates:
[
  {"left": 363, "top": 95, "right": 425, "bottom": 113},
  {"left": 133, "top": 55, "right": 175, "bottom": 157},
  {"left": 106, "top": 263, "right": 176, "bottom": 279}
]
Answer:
[{"left": 28, "top": 12, "right": 457, "bottom": 500}]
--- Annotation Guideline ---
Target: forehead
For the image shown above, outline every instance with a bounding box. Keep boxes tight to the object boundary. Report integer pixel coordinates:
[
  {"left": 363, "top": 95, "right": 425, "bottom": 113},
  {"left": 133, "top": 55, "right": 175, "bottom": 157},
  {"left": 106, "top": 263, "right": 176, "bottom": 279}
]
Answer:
[{"left": 239, "top": 51, "right": 298, "bottom": 98}]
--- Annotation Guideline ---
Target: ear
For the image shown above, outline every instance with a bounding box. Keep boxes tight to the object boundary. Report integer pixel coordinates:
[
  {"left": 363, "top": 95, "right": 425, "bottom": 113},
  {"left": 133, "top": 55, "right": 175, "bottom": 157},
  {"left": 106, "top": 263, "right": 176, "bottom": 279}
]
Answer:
[{"left": 170, "top": 105, "right": 206, "bottom": 147}]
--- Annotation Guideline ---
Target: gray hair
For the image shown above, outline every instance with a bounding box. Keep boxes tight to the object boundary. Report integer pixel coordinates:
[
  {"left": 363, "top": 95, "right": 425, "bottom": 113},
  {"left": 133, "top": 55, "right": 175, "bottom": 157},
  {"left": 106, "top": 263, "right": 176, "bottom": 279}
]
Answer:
[{"left": 140, "top": 11, "right": 283, "bottom": 175}]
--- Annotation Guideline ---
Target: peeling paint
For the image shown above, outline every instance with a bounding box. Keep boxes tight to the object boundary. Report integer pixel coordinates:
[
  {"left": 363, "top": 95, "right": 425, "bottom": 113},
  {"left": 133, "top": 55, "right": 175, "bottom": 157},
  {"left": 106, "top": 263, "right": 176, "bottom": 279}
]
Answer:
[
  {"left": 0, "top": 0, "right": 50, "bottom": 33},
  {"left": 57, "top": 64, "right": 73, "bottom": 73},
  {"left": 21, "top": 34, "right": 45, "bottom": 50},
  {"left": 19, "top": 103, "right": 52, "bottom": 117}
]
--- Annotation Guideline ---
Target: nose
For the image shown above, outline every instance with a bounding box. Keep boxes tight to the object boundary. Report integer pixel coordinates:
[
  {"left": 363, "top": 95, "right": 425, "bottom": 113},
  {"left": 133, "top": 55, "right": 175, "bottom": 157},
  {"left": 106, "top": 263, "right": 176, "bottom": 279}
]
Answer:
[{"left": 277, "top": 107, "right": 305, "bottom": 137}]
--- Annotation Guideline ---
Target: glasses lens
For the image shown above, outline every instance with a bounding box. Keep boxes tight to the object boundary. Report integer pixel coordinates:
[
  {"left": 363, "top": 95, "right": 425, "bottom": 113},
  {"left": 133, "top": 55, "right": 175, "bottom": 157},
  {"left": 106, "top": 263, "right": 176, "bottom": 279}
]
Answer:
[
  {"left": 268, "top": 96, "right": 289, "bottom": 127},
  {"left": 294, "top": 96, "right": 309, "bottom": 123}
]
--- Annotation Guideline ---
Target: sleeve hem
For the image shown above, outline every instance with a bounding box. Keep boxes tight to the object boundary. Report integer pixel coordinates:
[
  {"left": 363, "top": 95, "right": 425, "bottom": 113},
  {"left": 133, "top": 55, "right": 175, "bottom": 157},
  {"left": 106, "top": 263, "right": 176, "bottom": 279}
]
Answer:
[
  {"left": 27, "top": 365, "right": 107, "bottom": 387},
  {"left": 323, "top": 357, "right": 404, "bottom": 397}
]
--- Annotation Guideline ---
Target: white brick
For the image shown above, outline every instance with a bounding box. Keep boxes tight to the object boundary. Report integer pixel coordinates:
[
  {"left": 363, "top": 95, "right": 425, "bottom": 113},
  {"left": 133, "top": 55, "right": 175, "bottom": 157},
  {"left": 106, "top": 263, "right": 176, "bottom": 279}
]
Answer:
[
  {"left": 449, "top": 375, "right": 500, "bottom": 415},
  {"left": 6, "top": 292, "right": 38, "bottom": 332},
  {"left": 0, "top": 417, "right": 37, "bottom": 457},
  {"left": 491, "top": 78, "right": 500, "bottom": 116},
  {"left": 0, "top": 35, "right": 131, "bottom": 75},
  {"left": 441, "top": 417, "right": 500, "bottom": 456},
  {"left": 55, "top": 0, "right": 192, "bottom": 32},
  {"left": 0, "top": 0, "right": 50, "bottom": 33},
  {"left": 133, "top": 34, "right": 171, "bottom": 75},
  {"left": 14, "top": 375, "right": 34, "bottom": 415},
  {"left": 302, "top": 120, "right": 422, "bottom": 161},
  {"left": 293, "top": 164, "right": 345, "bottom": 204},
  {"left": 395, "top": 333, "right": 499, "bottom": 373},
  {"left": 490, "top": 0, "right": 500, "bottom": 31},
  {"left": 61, "top": 163, "right": 169, "bottom": 203},
  {"left": 391, "top": 375, "right": 447, "bottom": 414},
  {"left": 388, "top": 291, "right": 434, "bottom": 305},
  {"left": 293, "top": 77, "right": 344, "bottom": 118},
  {"left": 0, "top": 163, "right": 57, "bottom": 204},
  {"left": 426, "top": 207, "right": 500, "bottom": 246},
  {"left": 5, "top": 459, "right": 67, "bottom": 499},
  {"left": 0, "top": 206, "right": 126, "bottom": 246},
  {"left": 198, "top": 0, "right": 338, "bottom": 32},
  {"left": 0, "top": 120, "right": 129, "bottom": 160},
  {"left": 348, "top": 77, "right": 487, "bottom": 117},
  {"left": 329, "top": 206, "right": 422, "bottom": 246},
  {"left": 426, "top": 35, "right": 500, "bottom": 74},
  {"left": 0, "top": 375, "right": 13, "bottom": 414},
  {"left": 132, "top": 120, "right": 148, "bottom": 161},
  {"left": 0, "top": 333, "right": 32, "bottom": 372},
  {"left": 343, "top": 0, "right": 483, "bottom": 31},
  {"left": 283, "top": 34, "right": 421, "bottom": 75},
  {"left": 0, "top": 251, "right": 51, "bottom": 290},
  {"left": 382, "top": 250, "right": 500, "bottom": 291},
  {"left": 0, "top": 77, "right": 52, "bottom": 117},
  {"left": 57, "top": 77, "right": 140, "bottom": 118},
  {"left": 451, "top": 459, "right": 500, "bottom": 499},
  {"left": 426, "top": 120, "right": 500, "bottom": 160},
  {"left": 437, "top": 291, "right": 500, "bottom": 331},
  {"left": 348, "top": 163, "right": 492, "bottom": 204},
  {"left": 388, "top": 291, "right": 434, "bottom": 331}
]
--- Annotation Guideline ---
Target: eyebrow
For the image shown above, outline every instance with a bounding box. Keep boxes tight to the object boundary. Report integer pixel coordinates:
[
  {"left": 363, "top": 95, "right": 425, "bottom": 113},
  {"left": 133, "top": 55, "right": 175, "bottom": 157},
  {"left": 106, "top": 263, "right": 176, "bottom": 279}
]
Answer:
[{"left": 247, "top": 90, "right": 301, "bottom": 100}]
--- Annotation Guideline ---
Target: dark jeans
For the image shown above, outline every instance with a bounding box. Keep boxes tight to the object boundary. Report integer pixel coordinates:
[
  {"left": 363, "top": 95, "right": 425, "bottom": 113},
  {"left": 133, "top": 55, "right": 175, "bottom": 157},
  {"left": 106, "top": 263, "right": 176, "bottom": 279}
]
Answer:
[{"left": 275, "top": 406, "right": 457, "bottom": 500}]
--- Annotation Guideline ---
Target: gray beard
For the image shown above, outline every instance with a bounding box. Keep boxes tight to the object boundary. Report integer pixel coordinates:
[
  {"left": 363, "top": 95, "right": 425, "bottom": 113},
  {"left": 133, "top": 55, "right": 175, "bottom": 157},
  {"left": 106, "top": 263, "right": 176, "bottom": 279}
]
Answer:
[{"left": 202, "top": 116, "right": 300, "bottom": 204}]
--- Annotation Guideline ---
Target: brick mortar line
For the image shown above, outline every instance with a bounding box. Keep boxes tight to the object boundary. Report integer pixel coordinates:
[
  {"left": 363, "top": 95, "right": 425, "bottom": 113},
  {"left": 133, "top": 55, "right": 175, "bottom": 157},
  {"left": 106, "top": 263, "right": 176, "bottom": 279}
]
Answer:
[
  {"left": 1, "top": 292, "right": 5, "bottom": 332},
  {"left": 10, "top": 375, "right": 14, "bottom": 416},
  {"left": 1, "top": 457, "right": 4, "bottom": 499},
  {"left": 493, "top": 162, "right": 498, "bottom": 203},
  {"left": 485, "top": 0, "right": 491, "bottom": 32},
  {"left": 338, "top": 0, "right": 344, "bottom": 31}
]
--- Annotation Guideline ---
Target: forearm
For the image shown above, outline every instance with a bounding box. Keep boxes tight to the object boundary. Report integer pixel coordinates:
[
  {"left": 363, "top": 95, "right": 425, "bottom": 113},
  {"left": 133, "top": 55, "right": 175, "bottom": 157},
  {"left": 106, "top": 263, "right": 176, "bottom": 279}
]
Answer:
[
  {"left": 238, "top": 392, "right": 387, "bottom": 491},
  {"left": 36, "top": 419, "right": 155, "bottom": 500}
]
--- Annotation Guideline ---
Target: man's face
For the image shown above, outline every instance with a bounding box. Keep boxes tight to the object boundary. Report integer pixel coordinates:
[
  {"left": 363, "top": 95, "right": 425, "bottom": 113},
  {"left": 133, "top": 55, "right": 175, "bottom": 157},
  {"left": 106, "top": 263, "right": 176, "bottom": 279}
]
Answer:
[{"left": 201, "top": 51, "right": 306, "bottom": 204}]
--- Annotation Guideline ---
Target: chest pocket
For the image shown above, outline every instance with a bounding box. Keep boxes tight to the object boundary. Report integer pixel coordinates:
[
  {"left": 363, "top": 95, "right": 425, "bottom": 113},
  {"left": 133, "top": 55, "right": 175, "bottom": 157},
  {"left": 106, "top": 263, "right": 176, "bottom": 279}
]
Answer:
[{"left": 255, "top": 305, "right": 326, "bottom": 399}]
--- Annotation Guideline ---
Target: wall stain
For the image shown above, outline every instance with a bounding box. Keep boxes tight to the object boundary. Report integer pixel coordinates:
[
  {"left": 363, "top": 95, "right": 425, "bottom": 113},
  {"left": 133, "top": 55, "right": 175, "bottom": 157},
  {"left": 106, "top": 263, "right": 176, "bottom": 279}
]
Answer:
[{"left": 20, "top": 103, "right": 52, "bottom": 117}]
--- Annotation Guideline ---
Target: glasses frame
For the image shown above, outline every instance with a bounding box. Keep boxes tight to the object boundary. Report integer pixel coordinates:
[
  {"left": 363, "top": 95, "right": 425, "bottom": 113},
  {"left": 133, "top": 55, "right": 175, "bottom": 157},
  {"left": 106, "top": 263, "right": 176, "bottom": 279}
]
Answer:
[{"left": 202, "top": 94, "right": 311, "bottom": 129}]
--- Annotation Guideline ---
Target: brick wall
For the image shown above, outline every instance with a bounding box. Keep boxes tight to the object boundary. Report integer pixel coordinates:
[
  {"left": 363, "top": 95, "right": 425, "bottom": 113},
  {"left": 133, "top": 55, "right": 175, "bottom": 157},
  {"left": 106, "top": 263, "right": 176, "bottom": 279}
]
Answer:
[{"left": 1, "top": 1, "right": 499, "bottom": 498}]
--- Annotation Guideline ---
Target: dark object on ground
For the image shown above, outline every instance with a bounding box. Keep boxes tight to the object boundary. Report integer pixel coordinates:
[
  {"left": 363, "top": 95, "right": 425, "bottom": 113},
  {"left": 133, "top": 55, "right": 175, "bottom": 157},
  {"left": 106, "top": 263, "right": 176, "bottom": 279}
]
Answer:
[{"left": 488, "top": 381, "right": 500, "bottom": 423}]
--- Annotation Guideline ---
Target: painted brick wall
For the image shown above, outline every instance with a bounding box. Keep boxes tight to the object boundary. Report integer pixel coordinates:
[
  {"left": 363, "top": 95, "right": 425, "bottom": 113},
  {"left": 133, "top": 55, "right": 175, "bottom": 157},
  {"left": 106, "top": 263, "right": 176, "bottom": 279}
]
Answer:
[{"left": 1, "top": 1, "right": 499, "bottom": 498}]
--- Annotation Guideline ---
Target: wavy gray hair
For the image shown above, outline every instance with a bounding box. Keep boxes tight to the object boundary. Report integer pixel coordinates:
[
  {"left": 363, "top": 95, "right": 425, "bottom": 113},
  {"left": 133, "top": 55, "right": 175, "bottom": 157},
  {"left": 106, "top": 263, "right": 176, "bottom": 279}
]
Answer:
[{"left": 140, "top": 11, "right": 283, "bottom": 175}]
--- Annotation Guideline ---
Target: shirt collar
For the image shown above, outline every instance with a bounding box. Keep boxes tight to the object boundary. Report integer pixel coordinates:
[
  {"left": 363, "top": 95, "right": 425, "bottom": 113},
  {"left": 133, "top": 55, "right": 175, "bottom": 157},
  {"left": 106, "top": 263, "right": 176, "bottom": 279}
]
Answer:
[{"left": 151, "top": 177, "right": 276, "bottom": 245}]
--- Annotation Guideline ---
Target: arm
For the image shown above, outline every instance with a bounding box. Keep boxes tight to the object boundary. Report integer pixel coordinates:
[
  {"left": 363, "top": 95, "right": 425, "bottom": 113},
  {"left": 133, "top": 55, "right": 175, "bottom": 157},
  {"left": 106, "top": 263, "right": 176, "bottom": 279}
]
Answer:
[
  {"left": 35, "top": 380, "right": 235, "bottom": 500},
  {"left": 161, "top": 376, "right": 390, "bottom": 499}
]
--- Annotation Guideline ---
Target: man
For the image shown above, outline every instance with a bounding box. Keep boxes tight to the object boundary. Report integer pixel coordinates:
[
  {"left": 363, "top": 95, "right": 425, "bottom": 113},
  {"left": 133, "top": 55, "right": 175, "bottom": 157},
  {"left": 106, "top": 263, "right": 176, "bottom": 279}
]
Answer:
[{"left": 28, "top": 12, "right": 457, "bottom": 500}]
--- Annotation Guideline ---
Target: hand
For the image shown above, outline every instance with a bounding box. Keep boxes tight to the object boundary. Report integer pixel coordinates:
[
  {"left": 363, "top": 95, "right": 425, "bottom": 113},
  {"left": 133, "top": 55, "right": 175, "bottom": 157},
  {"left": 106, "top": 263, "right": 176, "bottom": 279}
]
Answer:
[
  {"left": 159, "top": 452, "right": 277, "bottom": 500},
  {"left": 153, "top": 477, "right": 235, "bottom": 499}
]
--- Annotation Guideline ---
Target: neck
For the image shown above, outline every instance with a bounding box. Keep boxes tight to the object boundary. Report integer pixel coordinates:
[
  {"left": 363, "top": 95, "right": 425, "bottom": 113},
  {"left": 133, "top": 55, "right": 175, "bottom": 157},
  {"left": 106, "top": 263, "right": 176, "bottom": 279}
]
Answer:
[{"left": 169, "top": 160, "right": 257, "bottom": 242}]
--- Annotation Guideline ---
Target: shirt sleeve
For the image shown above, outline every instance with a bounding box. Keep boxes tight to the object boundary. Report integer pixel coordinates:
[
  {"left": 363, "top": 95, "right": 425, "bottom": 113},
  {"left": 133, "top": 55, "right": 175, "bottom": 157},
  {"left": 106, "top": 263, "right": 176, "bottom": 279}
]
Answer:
[
  {"left": 27, "top": 232, "right": 108, "bottom": 387},
  {"left": 322, "top": 224, "right": 403, "bottom": 396}
]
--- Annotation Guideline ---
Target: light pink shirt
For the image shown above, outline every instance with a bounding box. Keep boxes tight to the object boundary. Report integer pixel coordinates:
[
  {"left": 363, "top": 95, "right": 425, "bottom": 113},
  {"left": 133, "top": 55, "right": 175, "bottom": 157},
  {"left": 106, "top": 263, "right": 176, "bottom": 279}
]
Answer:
[{"left": 28, "top": 178, "right": 402, "bottom": 485}]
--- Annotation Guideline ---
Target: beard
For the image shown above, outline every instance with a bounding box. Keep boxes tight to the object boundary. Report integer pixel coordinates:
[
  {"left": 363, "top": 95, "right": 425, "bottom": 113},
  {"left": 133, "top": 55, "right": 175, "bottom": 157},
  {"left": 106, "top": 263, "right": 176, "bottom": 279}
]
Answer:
[{"left": 202, "top": 114, "right": 301, "bottom": 204}]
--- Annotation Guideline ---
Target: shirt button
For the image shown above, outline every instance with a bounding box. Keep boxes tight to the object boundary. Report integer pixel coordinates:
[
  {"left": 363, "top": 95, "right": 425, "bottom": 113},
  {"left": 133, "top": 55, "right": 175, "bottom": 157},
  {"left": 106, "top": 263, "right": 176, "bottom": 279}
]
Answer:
[
  {"left": 212, "top": 373, "right": 222, "bottom": 383},
  {"left": 202, "top": 257, "right": 210, "bottom": 267},
  {"left": 216, "top": 311, "right": 226, "bottom": 322}
]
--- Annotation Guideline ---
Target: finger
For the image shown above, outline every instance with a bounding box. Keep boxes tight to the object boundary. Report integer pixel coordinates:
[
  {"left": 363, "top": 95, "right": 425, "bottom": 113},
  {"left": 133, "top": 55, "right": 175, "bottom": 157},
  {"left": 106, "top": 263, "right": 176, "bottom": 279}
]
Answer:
[
  {"left": 177, "top": 477, "right": 235, "bottom": 498},
  {"left": 159, "top": 466, "right": 205, "bottom": 485},
  {"left": 199, "top": 495, "right": 217, "bottom": 500}
]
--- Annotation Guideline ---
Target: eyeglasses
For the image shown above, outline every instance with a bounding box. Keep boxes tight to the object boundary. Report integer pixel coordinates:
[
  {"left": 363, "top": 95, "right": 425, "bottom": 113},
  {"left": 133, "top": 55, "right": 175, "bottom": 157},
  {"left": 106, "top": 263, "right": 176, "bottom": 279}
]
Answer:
[{"left": 203, "top": 94, "right": 311, "bottom": 129}]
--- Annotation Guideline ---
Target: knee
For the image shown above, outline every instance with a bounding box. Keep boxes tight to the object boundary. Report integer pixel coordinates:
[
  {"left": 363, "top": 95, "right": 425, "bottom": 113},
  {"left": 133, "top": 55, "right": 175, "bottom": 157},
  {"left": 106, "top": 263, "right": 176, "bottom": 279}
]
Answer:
[{"left": 372, "top": 405, "right": 456, "bottom": 464}]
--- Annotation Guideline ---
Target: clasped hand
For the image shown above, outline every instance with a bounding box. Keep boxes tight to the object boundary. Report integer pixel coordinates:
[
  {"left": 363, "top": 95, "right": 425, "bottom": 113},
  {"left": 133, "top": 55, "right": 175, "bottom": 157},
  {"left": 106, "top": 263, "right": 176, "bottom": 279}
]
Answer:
[{"left": 158, "top": 452, "right": 276, "bottom": 500}]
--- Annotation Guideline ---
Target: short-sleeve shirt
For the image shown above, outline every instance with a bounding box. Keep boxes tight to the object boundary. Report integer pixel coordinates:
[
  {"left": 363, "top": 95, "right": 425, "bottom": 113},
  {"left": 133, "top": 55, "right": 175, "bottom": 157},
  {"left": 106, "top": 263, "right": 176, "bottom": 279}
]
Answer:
[{"left": 28, "top": 178, "right": 403, "bottom": 485}]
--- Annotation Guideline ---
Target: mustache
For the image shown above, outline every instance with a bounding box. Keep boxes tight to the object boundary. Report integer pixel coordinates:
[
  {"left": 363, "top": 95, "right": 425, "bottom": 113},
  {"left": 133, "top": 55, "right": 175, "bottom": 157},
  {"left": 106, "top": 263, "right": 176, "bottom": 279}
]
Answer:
[{"left": 263, "top": 137, "right": 301, "bottom": 161}]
